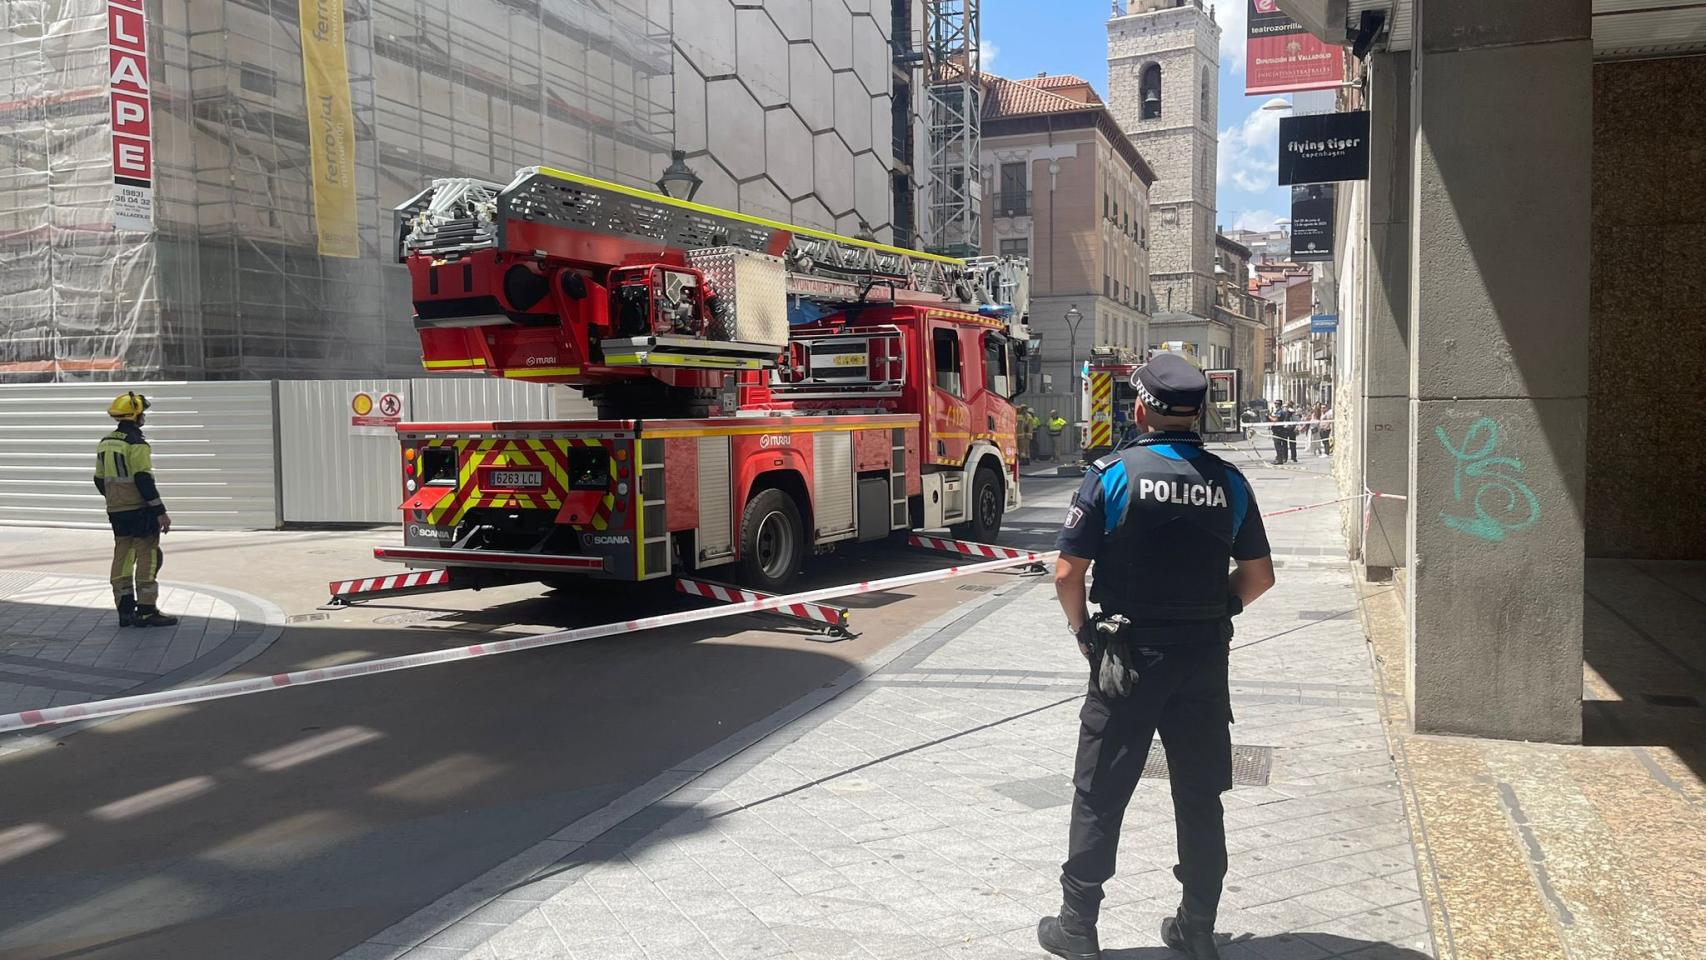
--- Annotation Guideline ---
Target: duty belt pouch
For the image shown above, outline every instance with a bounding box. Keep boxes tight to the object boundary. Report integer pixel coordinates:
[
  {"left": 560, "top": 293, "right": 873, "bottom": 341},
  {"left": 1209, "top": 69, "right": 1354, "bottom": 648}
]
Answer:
[{"left": 1091, "top": 613, "right": 1139, "bottom": 698}]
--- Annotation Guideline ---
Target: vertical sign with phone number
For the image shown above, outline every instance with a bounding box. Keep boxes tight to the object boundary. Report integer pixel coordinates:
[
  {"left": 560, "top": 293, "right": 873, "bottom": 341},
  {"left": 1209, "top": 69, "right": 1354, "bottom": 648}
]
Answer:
[{"left": 108, "top": 0, "right": 154, "bottom": 231}]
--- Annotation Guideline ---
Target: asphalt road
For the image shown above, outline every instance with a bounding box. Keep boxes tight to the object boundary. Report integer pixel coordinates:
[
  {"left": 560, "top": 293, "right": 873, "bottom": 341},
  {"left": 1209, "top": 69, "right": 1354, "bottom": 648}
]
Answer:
[{"left": 0, "top": 474, "right": 1082, "bottom": 960}]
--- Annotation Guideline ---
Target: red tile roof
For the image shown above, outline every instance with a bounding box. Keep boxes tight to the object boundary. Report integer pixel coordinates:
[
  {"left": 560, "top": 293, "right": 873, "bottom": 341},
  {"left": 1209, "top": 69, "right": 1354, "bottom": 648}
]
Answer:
[{"left": 980, "top": 70, "right": 1155, "bottom": 184}]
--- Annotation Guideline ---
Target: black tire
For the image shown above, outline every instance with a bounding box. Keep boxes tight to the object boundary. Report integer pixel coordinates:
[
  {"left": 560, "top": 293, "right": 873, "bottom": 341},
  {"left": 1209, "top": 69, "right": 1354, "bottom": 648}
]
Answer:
[
  {"left": 738, "top": 487, "right": 805, "bottom": 593},
  {"left": 951, "top": 466, "right": 1003, "bottom": 543}
]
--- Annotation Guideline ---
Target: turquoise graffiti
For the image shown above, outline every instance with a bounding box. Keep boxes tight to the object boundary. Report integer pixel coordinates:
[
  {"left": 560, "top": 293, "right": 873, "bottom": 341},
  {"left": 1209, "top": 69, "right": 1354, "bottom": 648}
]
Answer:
[{"left": 1434, "top": 417, "right": 1540, "bottom": 542}]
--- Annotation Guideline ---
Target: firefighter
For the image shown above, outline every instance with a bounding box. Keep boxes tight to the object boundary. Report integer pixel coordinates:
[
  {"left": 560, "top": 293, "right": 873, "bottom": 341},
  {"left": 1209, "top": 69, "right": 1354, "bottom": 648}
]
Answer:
[
  {"left": 1037, "top": 355, "right": 1276, "bottom": 960},
  {"left": 94, "top": 392, "right": 178, "bottom": 628},
  {"left": 1017, "top": 405, "right": 1041, "bottom": 464},
  {"left": 1047, "top": 412, "right": 1068, "bottom": 461}
]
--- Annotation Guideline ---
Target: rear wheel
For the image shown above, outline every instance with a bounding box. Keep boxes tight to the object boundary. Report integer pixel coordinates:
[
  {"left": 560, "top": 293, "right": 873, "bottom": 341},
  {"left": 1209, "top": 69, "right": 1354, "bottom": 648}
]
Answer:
[
  {"left": 951, "top": 466, "right": 1003, "bottom": 543},
  {"left": 738, "top": 487, "right": 805, "bottom": 593}
]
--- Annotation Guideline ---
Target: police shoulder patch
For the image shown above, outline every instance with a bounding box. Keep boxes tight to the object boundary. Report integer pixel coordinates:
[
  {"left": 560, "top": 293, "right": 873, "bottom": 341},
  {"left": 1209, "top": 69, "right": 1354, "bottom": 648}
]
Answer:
[{"left": 1064, "top": 504, "right": 1085, "bottom": 529}]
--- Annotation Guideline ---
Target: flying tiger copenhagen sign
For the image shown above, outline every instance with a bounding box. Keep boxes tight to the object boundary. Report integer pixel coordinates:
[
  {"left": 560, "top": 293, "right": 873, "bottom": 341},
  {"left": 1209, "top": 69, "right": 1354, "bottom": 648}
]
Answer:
[{"left": 108, "top": 0, "right": 154, "bottom": 231}]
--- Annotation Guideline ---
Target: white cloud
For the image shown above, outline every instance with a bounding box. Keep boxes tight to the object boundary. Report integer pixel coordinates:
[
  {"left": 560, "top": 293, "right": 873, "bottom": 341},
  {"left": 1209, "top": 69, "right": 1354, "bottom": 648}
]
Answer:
[
  {"left": 1228, "top": 208, "right": 1281, "bottom": 232},
  {"left": 979, "top": 40, "right": 999, "bottom": 73},
  {"left": 1218, "top": 103, "right": 1282, "bottom": 194},
  {"left": 1214, "top": 0, "right": 1249, "bottom": 74}
]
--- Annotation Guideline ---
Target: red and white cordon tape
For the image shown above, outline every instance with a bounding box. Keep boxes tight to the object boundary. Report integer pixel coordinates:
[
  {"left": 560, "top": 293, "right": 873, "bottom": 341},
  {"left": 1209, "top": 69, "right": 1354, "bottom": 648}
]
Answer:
[
  {"left": 675, "top": 578, "right": 850, "bottom": 633},
  {"left": 1258, "top": 494, "right": 1374, "bottom": 521},
  {"left": 1360, "top": 488, "right": 1409, "bottom": 548},
  {"left": 329, "top": 569, "right": 450, "bottom": 600},
  {"left": 909, "top": 534, "right": 1045, "bottom": 561},
  {"left": 0, "top": 550, "right": 1055, "bottom": 734}
]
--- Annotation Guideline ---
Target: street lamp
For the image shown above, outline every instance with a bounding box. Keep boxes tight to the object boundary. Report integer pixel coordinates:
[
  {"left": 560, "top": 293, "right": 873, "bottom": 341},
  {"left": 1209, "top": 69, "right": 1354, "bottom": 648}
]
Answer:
[
  {"left": 1064, "top": 305, "right": 1084, "bottom": 461},
  {"left": 1260, "top": 96, "right": 1292, "bottom": 112},
  {"left": 656, "top": 149, "right": 702, "bottom": 201}
]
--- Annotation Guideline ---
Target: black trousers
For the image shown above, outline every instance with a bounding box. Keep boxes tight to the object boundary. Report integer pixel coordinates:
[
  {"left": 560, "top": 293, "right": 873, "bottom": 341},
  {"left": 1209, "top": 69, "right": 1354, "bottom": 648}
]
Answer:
[
  {"left": 1271, "top": 434, "right": 1287, "bottom": 462},
  {"left": 1061, "top": 641, "right": 1232, "bottom": 924}
]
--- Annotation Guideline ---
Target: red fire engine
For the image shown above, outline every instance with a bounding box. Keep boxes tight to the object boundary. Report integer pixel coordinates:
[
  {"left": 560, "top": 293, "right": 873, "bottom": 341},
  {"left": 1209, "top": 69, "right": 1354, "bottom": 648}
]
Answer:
[{"left": 370, "top": 167, "right": 1032, "bottom": 594}]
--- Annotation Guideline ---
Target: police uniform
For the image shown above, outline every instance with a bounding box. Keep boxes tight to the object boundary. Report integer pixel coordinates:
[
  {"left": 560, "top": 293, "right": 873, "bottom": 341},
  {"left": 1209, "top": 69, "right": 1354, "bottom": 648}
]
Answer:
[
  {"left": 1039, "top": 356, "right": 1270, "bottom": 960},
  {"left": 94, "top": 393, "right": 177, "bottom": 628}
]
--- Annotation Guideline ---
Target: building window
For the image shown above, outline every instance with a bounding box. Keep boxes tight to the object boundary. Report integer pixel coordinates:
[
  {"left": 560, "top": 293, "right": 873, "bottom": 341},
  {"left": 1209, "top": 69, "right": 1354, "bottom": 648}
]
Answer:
[
  {"left": 1140, "top": 63, "right": 1162, "bottom": 120},
  {"left": 998, "top": 238, "right": 1028, "bottom": 257},
  {"left": 240, "top": 63, "right": 277, "bottom": 97},
  {"left": 932, "top": 328, "right": 962, "bottom": 396},
  {"left": 1201, "top": 67, "right": 1211, "bottom": 121},
  {"left": 998, "top": 161, "right": 1027, "bottom": 215},
  {"left": 1104, "top": 275, "right": 1111, "bottom": 298}
]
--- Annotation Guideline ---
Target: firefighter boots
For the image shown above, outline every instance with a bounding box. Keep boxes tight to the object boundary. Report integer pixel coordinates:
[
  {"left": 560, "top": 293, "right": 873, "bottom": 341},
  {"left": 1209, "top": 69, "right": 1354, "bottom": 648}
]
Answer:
[
  {"left": 132, "top": 604, "right": 179, "bottom": 628},
  {"left": 116, "top": 595, "right": 136, "bottom": 628}
]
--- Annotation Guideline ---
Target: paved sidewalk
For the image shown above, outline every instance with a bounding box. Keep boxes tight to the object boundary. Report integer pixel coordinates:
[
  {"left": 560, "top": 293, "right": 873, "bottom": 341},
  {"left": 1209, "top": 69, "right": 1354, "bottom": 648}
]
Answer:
[
  {"left": 0, "top": 572, "right": 283, "bottom": 752},
  {"left": 357, "top": 470, "right": 1433, "bottom": 960}
]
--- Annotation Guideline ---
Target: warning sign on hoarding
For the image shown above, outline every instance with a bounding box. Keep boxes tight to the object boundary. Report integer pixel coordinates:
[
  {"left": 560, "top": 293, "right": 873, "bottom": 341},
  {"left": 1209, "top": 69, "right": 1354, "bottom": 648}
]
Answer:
[
  {"left": 108, "top": 0, "right": 154, "bottom": 231},
  {"left": 351, "top": 391, "right": 405, "bottom": 435}
]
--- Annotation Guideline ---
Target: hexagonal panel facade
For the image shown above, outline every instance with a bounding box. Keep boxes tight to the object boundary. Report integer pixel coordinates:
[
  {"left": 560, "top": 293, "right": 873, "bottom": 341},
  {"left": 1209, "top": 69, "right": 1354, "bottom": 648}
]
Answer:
[
  {"left": 764, "top": 0, "right": 812, "bottom": 41},
  {"left": 736, "top": 7, "right": 789, "bottom": 107},
  {"left": 676, "top": 0, "right": 737, "bottom": 77},
  {"left": 788, "top": 44, "right": 835, "bottom": 133},
  {"left": 813, "top": 131, "right": 857, "bottom": 215},
  {"left": 706, "top": 77, "right": 767, "bottom": 180},
  {"left": 765, "top": 108, "right": 815, "bottom": 199},
  {"left": 854, "top": 152, "right": 890, "bottom": 226},
  {"left": 792, "top": 195, "right": 834, "bottom": 233},
  {"left": 739, "top": 176, "right": 791, "bottom": 222},
  {"left": 812, "top": 0, "right": 854, "bottom": 71},
  {"left": 853, "top": 16, "right": 890, "bottom": 95},
  {"left": 833, "top": 71, "right": 872, "bottom": 154}
]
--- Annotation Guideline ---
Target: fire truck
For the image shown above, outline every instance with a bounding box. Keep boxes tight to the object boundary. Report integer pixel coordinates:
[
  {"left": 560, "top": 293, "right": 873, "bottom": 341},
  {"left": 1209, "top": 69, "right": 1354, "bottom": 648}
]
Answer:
[
  {"left": 369, "top": 166, "right": 1031, "bottom": 595},
  {"left": 1079, "top": 344, "right": 1243, "bottom": 464}
]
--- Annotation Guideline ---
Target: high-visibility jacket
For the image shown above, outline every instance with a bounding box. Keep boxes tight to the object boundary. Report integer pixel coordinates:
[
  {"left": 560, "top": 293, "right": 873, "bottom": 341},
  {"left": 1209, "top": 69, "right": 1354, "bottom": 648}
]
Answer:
[
  {"left": 1047, "top": 416, "right": 1067, "bottom": 435},
  {"left": 94, "top": 423, "right": 166, "bottom": 516}
]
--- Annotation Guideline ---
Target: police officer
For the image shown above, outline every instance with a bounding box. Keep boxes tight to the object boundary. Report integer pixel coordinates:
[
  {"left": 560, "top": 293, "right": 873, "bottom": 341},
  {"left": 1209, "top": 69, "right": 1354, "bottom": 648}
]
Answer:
[
  {"left": 94, "top": 392, "right": 178, "bottom": 628},
  {"left": 1037, "top": 355, "right": 1276, "bottom": 960}
]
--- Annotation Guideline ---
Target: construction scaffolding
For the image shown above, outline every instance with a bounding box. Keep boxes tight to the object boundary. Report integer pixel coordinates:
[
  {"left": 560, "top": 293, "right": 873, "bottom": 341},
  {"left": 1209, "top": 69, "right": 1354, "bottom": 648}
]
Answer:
[
  {"left": 0, "top": 0, "right": 672, "bottom": 382},
  {"left": 925, "top": 0, "right": 981, "bottom": 258}
]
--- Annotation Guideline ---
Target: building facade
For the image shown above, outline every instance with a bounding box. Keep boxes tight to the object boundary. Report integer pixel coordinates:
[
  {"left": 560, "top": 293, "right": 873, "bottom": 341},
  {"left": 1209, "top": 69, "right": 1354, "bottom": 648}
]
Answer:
[
  {"left": 979, "top": 69, "right": 1156, "bottom": 421},
  {"left": 1213, "top": 232, "right": 1266, "bottom": 400},
  {"left": 0, "top": 0, "right": 920, "bottom": 382},
  {"left": 1106, "top": 0, "right": 1219, "bottom": 320}
]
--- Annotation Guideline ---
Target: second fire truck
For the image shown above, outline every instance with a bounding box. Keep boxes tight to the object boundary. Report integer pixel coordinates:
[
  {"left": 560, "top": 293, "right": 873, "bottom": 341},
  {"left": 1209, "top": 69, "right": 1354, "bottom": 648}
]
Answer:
[{"left": 373, "top": 167, "right": 1032, "bottom": 594}]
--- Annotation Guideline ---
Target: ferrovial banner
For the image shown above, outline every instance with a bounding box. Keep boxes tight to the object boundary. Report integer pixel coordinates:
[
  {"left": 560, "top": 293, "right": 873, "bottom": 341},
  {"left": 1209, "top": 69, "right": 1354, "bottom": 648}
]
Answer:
[
  {"left": 1290, "top": 184, "right": 1335, "bottom": 262},
  {"left": 299, "top": 0, "right": 359, "bottom": 258},
  {"left": 1246, "top": 0, "right": 1347, "bottom": 96},
  {"left": 108, "top": 0, "right": 154, "bottom": 231}
]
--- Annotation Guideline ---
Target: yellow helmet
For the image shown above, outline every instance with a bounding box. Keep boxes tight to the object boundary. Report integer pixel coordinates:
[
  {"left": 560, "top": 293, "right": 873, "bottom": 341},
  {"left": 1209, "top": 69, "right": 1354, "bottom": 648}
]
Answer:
[{"left": 107, "top": 391, "right": 151, "bottom": 420}]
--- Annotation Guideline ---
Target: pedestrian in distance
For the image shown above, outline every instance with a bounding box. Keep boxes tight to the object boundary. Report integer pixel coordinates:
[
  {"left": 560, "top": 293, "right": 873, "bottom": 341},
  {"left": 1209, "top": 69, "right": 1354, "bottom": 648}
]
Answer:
[
  {"left": 1037, "top": 354, "right": 1277, "bottom": 960},
  {"left": 1282, "top": 403, "right": 1299, "bottom": 463},
  {"left": 1048, "top": 412, "right": 1069, "bottom": 462},
  {"left": 1318, "top": 403, "right": 1334, "bottom": 456},
  {"left": 94, "top": 392, "right": 178, "bottom": 628},
  {"left": 1268, "top": 401, "right": 1289, "bottom": 466}
]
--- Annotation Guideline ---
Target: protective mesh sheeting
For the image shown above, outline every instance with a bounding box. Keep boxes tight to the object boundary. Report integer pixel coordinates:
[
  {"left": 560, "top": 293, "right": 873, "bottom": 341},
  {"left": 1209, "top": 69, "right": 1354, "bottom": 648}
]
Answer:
[{"left": 0, "top": 0, "right": 672, "bottom": 382}]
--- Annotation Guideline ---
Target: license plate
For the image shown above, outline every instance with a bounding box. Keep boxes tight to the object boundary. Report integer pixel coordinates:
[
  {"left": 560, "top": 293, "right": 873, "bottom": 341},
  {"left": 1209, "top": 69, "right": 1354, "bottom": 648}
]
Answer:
[{"left": 488, "top": 470, "right": 543, "bottom": 489}]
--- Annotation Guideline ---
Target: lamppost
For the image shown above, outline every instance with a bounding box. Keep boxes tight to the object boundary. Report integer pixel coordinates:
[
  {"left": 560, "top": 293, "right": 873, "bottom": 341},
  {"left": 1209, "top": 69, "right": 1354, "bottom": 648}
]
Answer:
[
  {"left": 1064, "top": 304, "right": 1084, "bottom": 460},
  {"left": 656, "top": 149, "right": 702, "bottom": 201}
]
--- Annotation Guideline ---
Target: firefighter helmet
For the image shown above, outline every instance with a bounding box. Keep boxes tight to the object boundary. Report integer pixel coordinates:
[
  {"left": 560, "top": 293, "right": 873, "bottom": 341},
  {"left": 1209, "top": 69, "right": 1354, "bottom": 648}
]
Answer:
[{"left": 107, "top": 392, "right": 151, "bottom": 421}]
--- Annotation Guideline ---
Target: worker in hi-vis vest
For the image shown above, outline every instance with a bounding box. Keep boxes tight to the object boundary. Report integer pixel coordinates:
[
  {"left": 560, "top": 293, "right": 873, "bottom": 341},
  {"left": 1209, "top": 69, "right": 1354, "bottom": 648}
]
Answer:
[{"left": 94, "top": 392, "right": 178, "bottom": 628}]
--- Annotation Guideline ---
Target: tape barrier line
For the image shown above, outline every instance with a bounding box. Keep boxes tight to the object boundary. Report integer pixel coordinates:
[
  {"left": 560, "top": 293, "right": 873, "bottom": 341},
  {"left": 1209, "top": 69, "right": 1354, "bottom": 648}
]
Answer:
[
  {"left": 0, "top": 551, "right": 1054, "bottom": 734},
  {"left": 674, "top": 578, "right": 849, "bottom": 628},
  {"left": 1259, "top": 493, "right": 1372, "bottom": 520},
  {"left": 909, "top": 534, "right": 1041, "bottom": 561}
]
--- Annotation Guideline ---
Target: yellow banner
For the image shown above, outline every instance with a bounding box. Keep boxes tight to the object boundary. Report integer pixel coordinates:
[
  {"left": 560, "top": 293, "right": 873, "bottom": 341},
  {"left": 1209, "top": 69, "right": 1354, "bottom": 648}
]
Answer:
[{"left": 300, "top": 0, "right": 358, "bottom": 258}]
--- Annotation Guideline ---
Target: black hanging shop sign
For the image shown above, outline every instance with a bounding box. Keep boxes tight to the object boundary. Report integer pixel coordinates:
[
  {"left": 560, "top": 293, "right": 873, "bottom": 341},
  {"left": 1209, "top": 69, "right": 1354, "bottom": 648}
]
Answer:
[
  {"left": 1278, "top": 110, "right": 1370, "bottom": 185},
  {"left": 1290, "top": 184, "right": 1335, "bottom": 262}
]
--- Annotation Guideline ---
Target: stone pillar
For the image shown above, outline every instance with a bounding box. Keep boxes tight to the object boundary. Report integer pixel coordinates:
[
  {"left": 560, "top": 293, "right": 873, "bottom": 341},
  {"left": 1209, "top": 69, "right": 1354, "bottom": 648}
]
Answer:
[
  {"left": 1360, "top": 51, "right": 1412, "bottom": 578},
  {"left": 1406, "top": 0, "right": 1590, "bottom": 743}
]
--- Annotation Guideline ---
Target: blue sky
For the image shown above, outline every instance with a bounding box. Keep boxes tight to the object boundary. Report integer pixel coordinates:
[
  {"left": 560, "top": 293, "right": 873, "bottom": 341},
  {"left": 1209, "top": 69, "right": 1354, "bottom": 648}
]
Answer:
[{"left": 980, "top": 0, "right": 1290, "bottom": 234}]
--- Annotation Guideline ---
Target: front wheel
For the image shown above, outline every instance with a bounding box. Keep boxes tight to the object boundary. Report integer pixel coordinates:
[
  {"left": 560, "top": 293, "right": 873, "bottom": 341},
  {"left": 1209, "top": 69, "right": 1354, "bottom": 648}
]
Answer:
[
  {"left": 950, "top": 467, "right": 1003, "bottom": 543},
  {"left": 738, "top": 487, "right": 805, "bottom": 593}
]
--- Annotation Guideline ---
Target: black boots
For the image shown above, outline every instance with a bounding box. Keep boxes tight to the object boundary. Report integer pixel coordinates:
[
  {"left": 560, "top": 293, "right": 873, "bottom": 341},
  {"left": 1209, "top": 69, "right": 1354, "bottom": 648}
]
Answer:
[
  {"left": 117, "top": 595, "right": 136, "bottom": 628},
  {"left": 1037, "top": 906, "right": 1101, "bottom": 960},
  {"left": 131, "top": 604, "right": 178, "bottom": 628},
  {"left": 1160, "top": 908, "right": 1220, "bottom": 959}
]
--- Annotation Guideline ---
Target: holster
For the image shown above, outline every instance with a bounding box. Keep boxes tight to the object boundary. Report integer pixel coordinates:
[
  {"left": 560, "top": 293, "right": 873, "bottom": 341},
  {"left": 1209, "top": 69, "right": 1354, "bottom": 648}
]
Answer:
[{"left": 1090, "top": 612, "right": 1138, "bottom": 698}]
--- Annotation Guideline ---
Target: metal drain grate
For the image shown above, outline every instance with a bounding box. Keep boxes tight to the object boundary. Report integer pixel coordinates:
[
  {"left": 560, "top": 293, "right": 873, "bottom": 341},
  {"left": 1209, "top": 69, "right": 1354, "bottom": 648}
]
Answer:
[
  {"left": 956, "top": 583, "right": 997, "bottom": 593},
  {"left": 1142, "top": 744, "right": 1274, "bottom": 787}
]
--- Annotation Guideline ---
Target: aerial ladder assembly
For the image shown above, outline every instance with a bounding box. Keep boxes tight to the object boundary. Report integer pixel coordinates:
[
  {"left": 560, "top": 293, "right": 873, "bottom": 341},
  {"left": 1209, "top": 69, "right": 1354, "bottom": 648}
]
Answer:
[{"left": 330, "top": 166, "right": 1034, "bottom": 616}]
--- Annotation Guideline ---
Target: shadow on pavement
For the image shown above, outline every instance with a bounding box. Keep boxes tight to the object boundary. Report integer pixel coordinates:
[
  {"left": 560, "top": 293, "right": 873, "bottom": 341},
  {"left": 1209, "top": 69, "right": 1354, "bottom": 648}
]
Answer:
[
  {"left": 1108, "top": 931, "right": 1430, "bottom": 959},
  {"left": 0, "top": 589, "right": 888, "bottom": 960}
]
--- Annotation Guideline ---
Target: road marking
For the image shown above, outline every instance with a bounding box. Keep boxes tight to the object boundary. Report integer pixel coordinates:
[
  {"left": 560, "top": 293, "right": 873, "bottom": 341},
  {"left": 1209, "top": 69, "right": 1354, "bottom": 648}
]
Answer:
[
  {"left": 90, "top": 775, "right": 215, "bottom": 821},
  {"left": 242, "top": 726, "right": 384, "bottom": 772}
]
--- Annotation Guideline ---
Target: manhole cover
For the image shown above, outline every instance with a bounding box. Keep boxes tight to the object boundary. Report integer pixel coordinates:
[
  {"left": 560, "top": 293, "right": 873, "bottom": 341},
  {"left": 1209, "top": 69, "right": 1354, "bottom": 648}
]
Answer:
[
  {"left": 1142, "top": 744, "right": 1274, "bottom": 787},
  {"left": 374, "top": 610, "right": 452, "bottom": 625}
]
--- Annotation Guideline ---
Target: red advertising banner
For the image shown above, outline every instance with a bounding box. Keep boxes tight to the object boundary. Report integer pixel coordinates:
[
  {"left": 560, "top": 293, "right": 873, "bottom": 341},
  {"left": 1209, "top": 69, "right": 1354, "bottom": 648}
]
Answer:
[
  {"left": 107, "top": 0, "right": 153, "bottom": 230},
  {"left": 1246, "top": 0, "right": 1346, "bottom": 96}
]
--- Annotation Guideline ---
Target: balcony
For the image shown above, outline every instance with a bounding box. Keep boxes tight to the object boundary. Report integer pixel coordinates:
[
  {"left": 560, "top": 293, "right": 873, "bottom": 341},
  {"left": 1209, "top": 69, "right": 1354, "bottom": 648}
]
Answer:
[{"left": 992, "top": 191, "right": 1031, "bottom": 217}]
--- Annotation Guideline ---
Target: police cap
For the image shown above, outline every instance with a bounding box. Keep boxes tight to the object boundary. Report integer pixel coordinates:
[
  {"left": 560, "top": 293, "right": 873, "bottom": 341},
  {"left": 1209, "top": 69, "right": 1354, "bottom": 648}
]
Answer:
[{"left": 1130, "top": 355, "right": 1206, "bottom": 416}]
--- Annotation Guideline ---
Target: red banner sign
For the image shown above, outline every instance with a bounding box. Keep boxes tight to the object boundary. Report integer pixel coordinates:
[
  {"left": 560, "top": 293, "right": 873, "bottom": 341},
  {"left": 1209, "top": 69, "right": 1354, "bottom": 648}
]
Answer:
[
  {"left": 108, "top": 0, "right": 153, "bottom": 230},
  {"left": 1245, "top": 0, "right": 1346, "bottom": 96}
]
